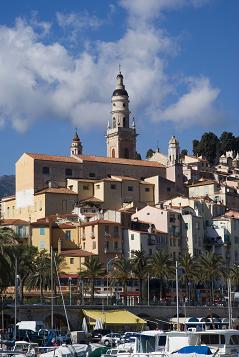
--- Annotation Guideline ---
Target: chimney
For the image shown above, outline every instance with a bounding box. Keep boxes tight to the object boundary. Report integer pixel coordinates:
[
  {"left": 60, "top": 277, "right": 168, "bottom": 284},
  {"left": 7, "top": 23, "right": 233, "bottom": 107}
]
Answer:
[{"left": 58, "top": 238, "right": 62, "bottom": 254}]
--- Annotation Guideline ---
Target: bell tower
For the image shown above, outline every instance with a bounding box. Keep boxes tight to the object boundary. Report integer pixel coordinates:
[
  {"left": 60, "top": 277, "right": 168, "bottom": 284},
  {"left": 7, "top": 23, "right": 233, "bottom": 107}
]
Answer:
[
  {"left": 70, "top": 130, "right": 83, "bottom": 157},
  {"left": 106, "top": 70, "right": 137, "bottom": 159}
]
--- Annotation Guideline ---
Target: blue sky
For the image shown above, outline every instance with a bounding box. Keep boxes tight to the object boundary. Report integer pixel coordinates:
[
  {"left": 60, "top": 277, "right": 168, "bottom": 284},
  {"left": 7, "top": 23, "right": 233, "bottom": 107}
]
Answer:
[{"left": 0, "top": 0, "right": 238, "bottom": 175}]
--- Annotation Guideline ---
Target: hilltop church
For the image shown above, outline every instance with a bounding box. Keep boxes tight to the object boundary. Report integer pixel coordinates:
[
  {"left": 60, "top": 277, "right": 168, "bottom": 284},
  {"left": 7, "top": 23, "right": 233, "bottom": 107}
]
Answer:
[{"left": 1, "top": 71, "right": 185, "bottom": 222}]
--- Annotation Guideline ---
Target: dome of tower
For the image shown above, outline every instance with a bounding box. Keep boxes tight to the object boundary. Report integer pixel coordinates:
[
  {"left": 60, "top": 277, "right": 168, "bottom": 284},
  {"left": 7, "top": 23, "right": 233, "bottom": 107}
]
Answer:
[
  {"left": 169, "top": 135, "right": 178, "bottom": 145},
  {"left": 112, "top": 88, "right": 128, "bottom": 97},
  {"left": 73, "top": 131, "right": 80, "bottom": 142}
]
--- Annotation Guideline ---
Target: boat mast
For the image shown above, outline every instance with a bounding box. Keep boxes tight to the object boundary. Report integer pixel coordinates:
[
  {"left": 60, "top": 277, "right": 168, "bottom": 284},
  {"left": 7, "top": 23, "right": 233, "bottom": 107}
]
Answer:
[{"left": 176, "top": 261, "right": 179, "bottom": 331}]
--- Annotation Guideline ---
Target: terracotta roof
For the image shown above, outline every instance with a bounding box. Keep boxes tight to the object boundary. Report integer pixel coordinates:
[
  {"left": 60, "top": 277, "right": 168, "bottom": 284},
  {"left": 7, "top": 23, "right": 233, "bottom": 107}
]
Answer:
[
  {"left": 57, "top": 223, "right": 76, "bottom": 229},
  {"left": 78, "top": 155, "right": 165, "bottom": 168},
  {"left": 25, "top": 152, "right": 165, "bottom": 168},
  {"left": 79, "top": 197, "right": 104, "bottom": 203},
  {"left": 1, "top": 219, "right": 29, "bottom": 225},
  {"left": 1, "top": 195, "right": 15, "bottom": 201},
  {"left": 79, "top": 219, "right": 121, "bottom": 227},
  {"left": 26, "top": 153, "right": 79, "bottom": 163},
  {"left": 188, "top": 180, "right": 217, "bottom": 187},
  {"left": 35, "top": 187, "right": 77, "bottom": 195},
  {"left": 60, "top": 249, "right": 95, "bottom": 257}
]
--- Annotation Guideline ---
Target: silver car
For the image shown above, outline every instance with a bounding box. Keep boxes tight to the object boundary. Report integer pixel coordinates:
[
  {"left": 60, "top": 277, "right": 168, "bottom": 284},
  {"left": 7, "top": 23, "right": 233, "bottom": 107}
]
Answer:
[{"left": 100, "top": 333, "right": 121, "bottom": 346}]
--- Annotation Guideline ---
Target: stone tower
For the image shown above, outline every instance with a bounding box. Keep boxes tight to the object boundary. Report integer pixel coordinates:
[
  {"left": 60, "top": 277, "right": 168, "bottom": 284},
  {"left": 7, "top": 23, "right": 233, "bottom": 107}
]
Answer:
[
  {"left": 70, "top": 130, "right": 83, "bottom": 156},
  {"left": 106, "top": 71, "right": 137, "bottom": 159},
  {"left": 166, "top": 136, "right": 184, "bottom": 194},
  {"left": 167, "top": 135, "right": 180, "bottom": 166}
]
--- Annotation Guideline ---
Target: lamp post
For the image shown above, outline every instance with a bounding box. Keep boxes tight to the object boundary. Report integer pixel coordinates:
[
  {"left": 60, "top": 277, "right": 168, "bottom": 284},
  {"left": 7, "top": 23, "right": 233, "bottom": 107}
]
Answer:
[
  {"left": 106, "top": 255, "right": 118, "bottom": 306},
  {"left": 147, "top": 273, "right": 150, "bottom": 307},
  {"left": 68, "top": 277, "right": 72, "bottom": 306},
  {"left": 176, "top": 261, "right": 179, "bottom": 331}
]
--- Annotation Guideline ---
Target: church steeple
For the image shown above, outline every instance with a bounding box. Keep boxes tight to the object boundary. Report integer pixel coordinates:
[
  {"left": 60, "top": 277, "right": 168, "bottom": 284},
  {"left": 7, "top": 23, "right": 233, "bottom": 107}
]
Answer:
[
  {"left": 70, "top": 129, "right": 83, "bottom": 156},
  {"left": 106, "top": 70, "right": 136, "bottom": 159}
]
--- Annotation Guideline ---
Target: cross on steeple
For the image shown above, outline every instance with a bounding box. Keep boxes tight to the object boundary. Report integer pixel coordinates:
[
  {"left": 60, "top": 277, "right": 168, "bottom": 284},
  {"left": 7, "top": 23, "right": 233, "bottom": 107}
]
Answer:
[{"left": 119, "top": 63, "right": 121, "bottom": 73}]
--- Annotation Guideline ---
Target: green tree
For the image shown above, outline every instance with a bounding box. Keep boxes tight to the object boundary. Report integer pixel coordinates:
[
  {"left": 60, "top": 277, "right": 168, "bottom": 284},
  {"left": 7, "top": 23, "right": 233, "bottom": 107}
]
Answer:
[
  {"left": 181, "top": 149, "right": 188, "bottom": 157},
  {"left": 150, "top": 251, "right": 174, "bottom": 300},
  {"left": 197, "top": 132, "right": 220, "bottom": 164},
  {"left": 146, "top": 149, "right": 155, "bottom": 159},
  {"left": 135, "top": 152, "right": 142, "bottom": 160},
  {"left": 219, "top": 132, "right": 236, "bottom": 154},
  {"left": 9, "top": 245, "right": 38, "bottom": 303},
  {"left": 192, "top": 139, "right": 200, "bottom": 156},
  {"left": 80, "top": 256, "right": 105, "bottom": 304},
  {"left": 229, "top": 265, "right": 239, "bottom": 290},
  {"left": 0, "top": 227, "right": 18, "bottom": 292},
  {"left": 196, "top": 252, "right": 225, "bottom": 303},
  {"left": 26, "top": 250, "right": 51, "bottom": 301},
  {"left": 111, "top": 257, "right": 132, "bottom": 304},
  {"left": 179, "top": 253, "right": 195, "bottom": 302},
  {"left": 131, "top": 251, "right": 148, "bottom": 303}
]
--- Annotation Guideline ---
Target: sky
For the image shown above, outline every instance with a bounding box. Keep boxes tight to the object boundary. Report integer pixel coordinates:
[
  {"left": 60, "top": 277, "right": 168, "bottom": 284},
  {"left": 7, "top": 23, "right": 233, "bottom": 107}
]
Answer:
[{"left": 0, "top": 0, "right": 238, "bottom": 175}]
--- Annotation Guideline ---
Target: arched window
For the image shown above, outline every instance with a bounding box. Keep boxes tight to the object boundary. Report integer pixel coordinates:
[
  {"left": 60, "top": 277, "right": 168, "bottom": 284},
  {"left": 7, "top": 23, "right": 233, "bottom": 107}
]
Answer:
[
  {"left": 124, "top": 148, "right": 129, "bottom": 158},
  {"left": 112, "top": 149, "right": 115, "bottom": 158},
  {"left": 123, "top": 117, "right": 126, "bottom": 127},
  {"left": 113, "top": 117, "right": 116, "bottom": 128}
]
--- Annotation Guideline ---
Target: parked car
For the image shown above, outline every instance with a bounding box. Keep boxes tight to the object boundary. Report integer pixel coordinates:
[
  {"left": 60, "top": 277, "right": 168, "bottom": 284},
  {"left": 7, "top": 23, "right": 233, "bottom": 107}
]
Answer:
[
  {"left": 91, "top": 329, "right": 111, "bottom": 342},
  {"left": 120, "top": 332, "right": 140, "bottom": 343},
  {"left": 100, "top": 333, "right": 121, "bottom": 346}
]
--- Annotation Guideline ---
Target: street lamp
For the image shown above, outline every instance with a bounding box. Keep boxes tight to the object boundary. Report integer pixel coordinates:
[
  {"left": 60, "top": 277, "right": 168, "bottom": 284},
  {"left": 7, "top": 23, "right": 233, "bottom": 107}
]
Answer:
[
  {"left": 106, "top": 255, "right": 118, "bottom": 306},
  {"left": 68, "top": 277, "right": 72, "bottom": 306}
]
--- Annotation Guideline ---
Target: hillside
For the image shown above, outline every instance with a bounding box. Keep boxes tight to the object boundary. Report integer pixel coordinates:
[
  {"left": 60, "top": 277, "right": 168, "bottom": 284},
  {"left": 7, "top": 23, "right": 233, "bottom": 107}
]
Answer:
[{"left": 0, "top": 175, "right": 15, "bottom": 199}]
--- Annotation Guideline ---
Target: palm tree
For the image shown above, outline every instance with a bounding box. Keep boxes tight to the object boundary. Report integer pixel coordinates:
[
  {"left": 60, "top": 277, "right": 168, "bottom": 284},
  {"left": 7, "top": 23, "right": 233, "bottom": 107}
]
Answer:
[
  {"left": 111, "top": 257, "right": 132, "bottom": 304},
  {"left": 80, "top": 256, "right": 105, "bottom": 304},
  {"left": 149, "top": 251, "right": 174, "bottom": 301},
  {"left": 229, "top": 265, "right": 239, "bottom": 290},
  {"left": 26, "top": 250, "right": 51, "bottom": 301},
  {"left": 179, "top": 252, "right": 195, "bottom": 302},
  {"left": 10, "top": 245, "right": 38, "bottom": 303},
  {"left": 196, "top": 252, "right": 225, "bottom": 304},
  {"left": 0, "top": 227, "right": 18, "bottom": 293},
  {"left": 131, "top": 251, "right": 148, "bottom": 303}
]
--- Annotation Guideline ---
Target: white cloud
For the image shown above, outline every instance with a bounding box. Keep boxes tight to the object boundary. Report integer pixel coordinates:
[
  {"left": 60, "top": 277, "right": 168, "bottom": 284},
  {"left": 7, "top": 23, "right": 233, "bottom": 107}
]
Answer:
[
  {"left": 158, "top": 78, "right": 220, "bottom": 125},
  {"left": 0, "top": 1, "right": 219, "bottom": 133}
]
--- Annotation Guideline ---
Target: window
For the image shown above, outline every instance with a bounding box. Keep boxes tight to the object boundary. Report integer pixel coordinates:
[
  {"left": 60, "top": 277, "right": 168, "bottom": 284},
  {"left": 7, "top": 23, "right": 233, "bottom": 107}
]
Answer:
[
  {"left": 92, "top": 241, "right": 96, "bottom": 250},
  {"left": 65, "top": 230, "right": 71, "bottom": 240},
  {"left": 167, "top": 187, "right": 171, "bottom": 192},
  {"left": 131, "top": 234, "right": 134, "bottom": 241},
  {"left": 39, "top": 240, "right": 45, "bottom": 249},
  {"left": 42, "top": 167, "right": 50, "bottom": 175},
  {"left": 230, "top": 335, "right": 239, "bottom": 345},
  {"left": 83, "top": 185, "right": 89, "bottom": 190},
  {"left": 113, "top": 117, "right": 116, "bottom": 128},
  {"left": 123, "top": 117, "right": 126, "bottom": 127},
  {"left": 96, "top": 184, "right": 100, "bottom": 189},
  {"left": 113, "top": 226, "right": 119, "bottom": 236},
  {"left": 70, "top": 258, "right": 74, "bottom": 264},
  {"left": 114, "top": 241, "right": 118, "bottom": 250},
  {"left": 65, "top": 168, "right": 72, "bottom": 176},
  {"left": 105, "top": 225, "right": 109, "bottom": 234},
  {"left": 39, "top": 227, "right": 45, "bottom": 236},
  {"left": 123, "top": 103, "right": 125, "bottom": 107},
  {"left": 83, "top": 242, "right": 86, "bottom": 250},
  {"left": 185, "top": 223, "right": 188, "bottom": 230},
  {"left": 149, "top": 249, "right": 153, "bottom": 256},
  {"left": 112, "top": 149, "right": 115, "bottom": 158},
  {"left": 145, "top": 187, "right": 150, "bottom": 192},
  {"left": 113, "top": 103, "right": 116, "bottom": 106},
  {"left": 124, "top": 148, "right": 129, "bottom": 158},
  {"left": 111, "top": 184, "right": 116, "bottom": 189},
  {"left": 89, "top": 172, "right": 95, "bottom": 178},
  {"left": 128, "top": 186, "right": 133, "bottom": 192}
]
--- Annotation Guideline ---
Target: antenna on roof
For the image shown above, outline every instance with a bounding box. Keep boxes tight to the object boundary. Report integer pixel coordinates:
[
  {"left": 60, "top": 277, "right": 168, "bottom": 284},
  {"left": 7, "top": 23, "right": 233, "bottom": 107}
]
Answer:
[{"left": 119, "top": 63, "right": 121, "bottom": 73}]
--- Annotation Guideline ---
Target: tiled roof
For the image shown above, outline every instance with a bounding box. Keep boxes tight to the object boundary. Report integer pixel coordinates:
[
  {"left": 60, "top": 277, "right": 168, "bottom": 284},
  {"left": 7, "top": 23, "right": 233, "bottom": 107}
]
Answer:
[
  {"left": 78, "top": 154, "right": 165, "bottom": 168},
  {"left": 1, "top": 219, "right": 29, "bottom": 225},
  {"left": 35, "top": 187, "right": 77, "bottom": 195},
  {"left": 79, "top": 219, "right": 121, "bottom": 227},
  {"left": 60, "top": 249, "right": 95, "bottom": 257},
  {"left": 26, "top": 152, "right": 165, "bottom": 168},
  {"left": 79, "top": 196, "right": 104, "bottom": 203},
  {"left": 26, "top": 153, "right": 79, "bottom": 163},
  {"left": 1, "top": 195, "right": 16, "bottom": 201},
  {"left": 188, "top": 180, "right": 217, "bottom": 187}
]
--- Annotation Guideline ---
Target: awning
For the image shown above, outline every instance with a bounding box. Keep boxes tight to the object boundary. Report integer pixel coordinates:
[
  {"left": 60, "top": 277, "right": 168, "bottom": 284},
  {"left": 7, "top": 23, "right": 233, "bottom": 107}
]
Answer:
[{"left": 83, "top": 309, "right": 146, "bottom": 325}]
